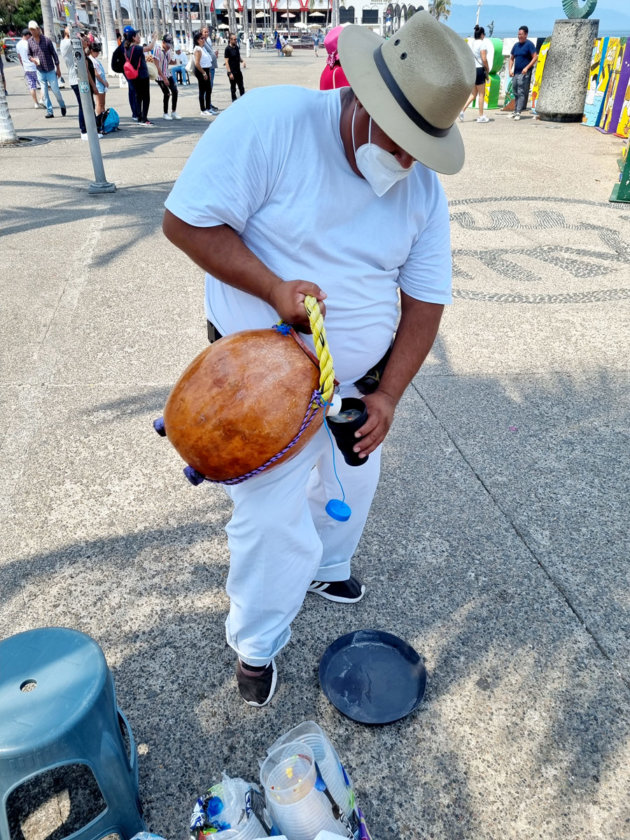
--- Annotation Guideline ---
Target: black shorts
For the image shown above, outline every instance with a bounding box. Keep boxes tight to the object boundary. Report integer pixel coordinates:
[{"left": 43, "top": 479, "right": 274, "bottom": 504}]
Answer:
[{"left": 475, "top": 66, "right": 487, "bottom": 86}]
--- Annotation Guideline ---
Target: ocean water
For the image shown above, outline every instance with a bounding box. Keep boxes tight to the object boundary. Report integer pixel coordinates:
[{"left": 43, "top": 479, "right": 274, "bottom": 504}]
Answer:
[{"left": 476, "top": 29, "right": 627, "bottom": 38}]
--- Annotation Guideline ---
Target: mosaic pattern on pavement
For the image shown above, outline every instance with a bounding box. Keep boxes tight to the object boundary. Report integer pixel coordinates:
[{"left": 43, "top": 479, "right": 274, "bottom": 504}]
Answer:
[{"left": 450, "top": 196, "right": 630, "bottom": 303}]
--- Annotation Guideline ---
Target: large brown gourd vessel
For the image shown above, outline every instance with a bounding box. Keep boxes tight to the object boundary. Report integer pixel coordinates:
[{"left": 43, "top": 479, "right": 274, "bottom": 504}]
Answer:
[{"left": 159, "top": 321, "right": 332, "bottom": 484}]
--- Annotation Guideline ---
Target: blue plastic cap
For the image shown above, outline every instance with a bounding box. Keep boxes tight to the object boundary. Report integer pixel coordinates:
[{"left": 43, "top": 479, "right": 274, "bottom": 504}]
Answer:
[
  {"left": 153, "top": 417, "right": 166, "bottom": 436},
  {"left": 326, "top": 499, "right": 351, "bottom": 521}
]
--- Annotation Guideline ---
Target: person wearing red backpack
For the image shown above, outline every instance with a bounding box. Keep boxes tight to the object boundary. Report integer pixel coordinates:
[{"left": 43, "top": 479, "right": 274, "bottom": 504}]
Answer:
[{"left": 122, "top": 25, "right": 156, "bottom": 126}]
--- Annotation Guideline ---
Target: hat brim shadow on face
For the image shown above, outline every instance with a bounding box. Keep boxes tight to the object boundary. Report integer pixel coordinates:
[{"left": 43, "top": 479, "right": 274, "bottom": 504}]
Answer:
[{"left": 338, "top": 25, "right": 465, "bottom": 175}]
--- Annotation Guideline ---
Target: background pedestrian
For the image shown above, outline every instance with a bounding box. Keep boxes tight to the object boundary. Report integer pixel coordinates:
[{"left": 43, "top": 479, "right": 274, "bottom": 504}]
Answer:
[
  {"left": 154, "top": 34, "right": 181, "bottom": 120},
  {"left": 509, "top": 25, "right": 537, "bottom": 120},
  {"left": 460, "top": 25, "right": 490, "bottom": 122},
  {"left": 27, "top": 20, "right": 66, "bottom": 118},
  {"left": 88, "top": 41, "right": 109, "bottom": 133},
  {"left": 224, "top": 31, "right": 245, "bottom": 102},
  {"left": 16, "top": 28, "right": 43, "bottom": 109},
  {"left": 192, "top": 30, "right": 213, "bottom": 115}
]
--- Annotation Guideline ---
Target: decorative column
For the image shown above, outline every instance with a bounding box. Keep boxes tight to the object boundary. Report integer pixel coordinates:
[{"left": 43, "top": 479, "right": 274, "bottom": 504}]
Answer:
[{"left": 537, "top": 16, "right": 599, "bottom": 122}]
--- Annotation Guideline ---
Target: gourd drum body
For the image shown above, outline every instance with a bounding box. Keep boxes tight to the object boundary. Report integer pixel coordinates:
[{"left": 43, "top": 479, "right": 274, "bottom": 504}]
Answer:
[{"left": 163, "top": 328, "right": 324, "bottom": 482}]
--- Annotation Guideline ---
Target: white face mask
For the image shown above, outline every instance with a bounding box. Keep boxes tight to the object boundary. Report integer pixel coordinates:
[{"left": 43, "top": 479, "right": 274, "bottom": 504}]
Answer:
[{"left": 351, "top": 104, "right": 414, "bottom": 197}]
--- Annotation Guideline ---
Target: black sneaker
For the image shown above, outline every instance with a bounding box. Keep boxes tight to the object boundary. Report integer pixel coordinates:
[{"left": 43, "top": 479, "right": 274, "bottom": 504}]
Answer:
[
  {"left": 61, "top": 106, "right": 67, "bottom": 116},
  {"left": 236, "top": 659, "right": 277, "bottom": 707},
  {"left": 307, "top": 576, "right": 366, "bottom": 603},
  {"left": 45, "top": 112, "right": 54, "bottom": 118}
]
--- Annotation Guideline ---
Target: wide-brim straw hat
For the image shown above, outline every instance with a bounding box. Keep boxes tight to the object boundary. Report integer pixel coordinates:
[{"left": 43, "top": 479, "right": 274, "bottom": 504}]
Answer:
[{"left": 338, "top": 12, "right": 475, "bottom": 174}]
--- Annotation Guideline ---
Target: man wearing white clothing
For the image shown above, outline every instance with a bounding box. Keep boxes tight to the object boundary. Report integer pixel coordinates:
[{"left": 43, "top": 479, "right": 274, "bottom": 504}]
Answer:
[{"left": 163, "top": 12, "right": 475, "bottom": 707}]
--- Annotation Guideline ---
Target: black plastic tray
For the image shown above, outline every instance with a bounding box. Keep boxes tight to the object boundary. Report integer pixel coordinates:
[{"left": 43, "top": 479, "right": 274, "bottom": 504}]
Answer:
[{"left": 319, "top": 629, "right": 427, "bottom": 724}]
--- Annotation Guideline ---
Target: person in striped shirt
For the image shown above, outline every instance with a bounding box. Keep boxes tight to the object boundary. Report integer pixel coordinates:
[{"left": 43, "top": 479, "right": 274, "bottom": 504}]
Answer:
[{"left": 153, "top": 34, "right": 181, "bottom": 120}]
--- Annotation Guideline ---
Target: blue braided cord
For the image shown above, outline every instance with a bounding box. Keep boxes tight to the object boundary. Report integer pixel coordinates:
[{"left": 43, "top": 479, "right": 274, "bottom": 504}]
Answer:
[
  {"left": 206, "top": 390, "right": 326, "bottom": 485},
  {"left": 322, "top": 414, "right": 346, "bottom": 503},
  {"left": 272, "top": 322, "right": 292, "bottom": 335}
]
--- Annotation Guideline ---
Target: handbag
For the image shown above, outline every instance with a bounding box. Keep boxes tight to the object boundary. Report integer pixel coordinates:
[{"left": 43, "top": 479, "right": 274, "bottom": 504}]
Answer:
[{"left": 186, "top": 54, "right": 195, "bottom": 74}]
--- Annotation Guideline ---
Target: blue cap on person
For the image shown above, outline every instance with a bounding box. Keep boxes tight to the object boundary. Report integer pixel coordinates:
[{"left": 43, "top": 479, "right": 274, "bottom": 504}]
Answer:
[{"left": 123, "top": 25, "right": 136, "bottom": 38}]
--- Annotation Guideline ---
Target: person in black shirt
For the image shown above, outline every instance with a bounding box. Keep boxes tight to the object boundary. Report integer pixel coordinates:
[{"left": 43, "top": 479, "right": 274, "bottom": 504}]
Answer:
[{"left": 224, "top": 32, "right": 246, "bottom": 102}]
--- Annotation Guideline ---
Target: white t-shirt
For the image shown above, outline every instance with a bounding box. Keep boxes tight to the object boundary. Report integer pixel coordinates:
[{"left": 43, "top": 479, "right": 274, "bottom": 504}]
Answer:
[
  {"left": 164, "top": 85, "right": 452, "bottom": 385},
  {"left": 193, "top": 45, "right": 212, "bottom": 69},
  {"left": 17, "top": 38, "right": 37, "bottom": 72},
  {"left": 471, "top": 38, "right": 487, "bottom": 68}
]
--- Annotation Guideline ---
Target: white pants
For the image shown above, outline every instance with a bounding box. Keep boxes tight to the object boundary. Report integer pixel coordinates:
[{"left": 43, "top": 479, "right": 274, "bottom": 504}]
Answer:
[{"left": 223, "top": 420, "right": 381, "bottom": 666}]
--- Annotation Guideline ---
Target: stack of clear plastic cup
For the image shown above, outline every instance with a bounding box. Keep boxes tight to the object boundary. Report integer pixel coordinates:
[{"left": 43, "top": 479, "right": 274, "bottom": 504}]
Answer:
[
  {"left": 267, "top": 722, "right": 353, "bottom": 818},
  {"left": 260, "top": 742, "right": 346, "bottom": 840}
]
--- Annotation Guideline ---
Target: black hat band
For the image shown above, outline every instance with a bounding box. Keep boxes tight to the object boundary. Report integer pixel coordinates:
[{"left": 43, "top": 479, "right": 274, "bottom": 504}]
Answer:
[{"left": 373, "top": 45, "right": 451, "bottom": 138}]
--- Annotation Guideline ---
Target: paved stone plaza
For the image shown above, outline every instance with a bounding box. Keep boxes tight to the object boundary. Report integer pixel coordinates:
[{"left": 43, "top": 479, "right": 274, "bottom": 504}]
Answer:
[{"left": 1, "top": 47, "right": 629, "bottom": 840}]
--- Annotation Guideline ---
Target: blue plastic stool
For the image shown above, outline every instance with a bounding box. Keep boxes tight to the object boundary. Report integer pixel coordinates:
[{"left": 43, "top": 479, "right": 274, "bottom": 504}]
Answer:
[{"left": 0, "top": 628, "right": 145, "bottom": 840}]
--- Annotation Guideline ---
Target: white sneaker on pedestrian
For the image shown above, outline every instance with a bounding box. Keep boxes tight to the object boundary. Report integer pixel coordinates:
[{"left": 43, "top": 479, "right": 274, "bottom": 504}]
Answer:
[
  {"left": 459, "top": 110, "right": 465, "bottom": 121},
  {"left": 80, "top": 133, "right": 88, "bottom": 140},
  {"left": 132, "top": 116, "right": 139, "bottom": 122},
  {"left": 163, "top": 112, "right": 173, "bottom": 120},
  {"left": 476, "top": 115, "right": 489, "bottom": 123},
  {"left": 171, "top": 111, "right": 182, "bottom": 119},
  {"left": 513, "top": 113, "right": 521, "bottom": 120}
]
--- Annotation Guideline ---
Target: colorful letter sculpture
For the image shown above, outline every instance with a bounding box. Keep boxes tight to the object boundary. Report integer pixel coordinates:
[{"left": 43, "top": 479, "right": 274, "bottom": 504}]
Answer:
[
  {"left": 609, "top": 146, "right": 630, "bottom": 203},
  {"left": 532, "top": 39, "right": 551, "bottom": 112},
  {"left": 600, "top": 40, "right": 630, "bottom": 134},
  {"left": 484, "top": 38, "right": 505, "bottom": 110}
]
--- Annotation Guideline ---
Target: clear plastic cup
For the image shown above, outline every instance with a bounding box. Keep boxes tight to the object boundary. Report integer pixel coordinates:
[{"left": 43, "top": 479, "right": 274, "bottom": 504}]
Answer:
[
  {"left": 267, "top": 722, "right": 353, "bottom": 818},
  {"left": 212, "top": 811, "right": 266, "bottom": 839},
  {"left": 261, "top": 742, "right": 317, "bottom": 805},
  {"left": 265, "top": 784, "right": 346, "bottom": 840},
  {"left": 261, "top": 742, "right": 347, "bottom": 840}
]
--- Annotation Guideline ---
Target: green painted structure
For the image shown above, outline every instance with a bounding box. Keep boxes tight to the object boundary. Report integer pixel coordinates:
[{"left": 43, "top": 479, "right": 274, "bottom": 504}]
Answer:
[{"left": 609, "top": 152, "right": 630, "bottom": 202}]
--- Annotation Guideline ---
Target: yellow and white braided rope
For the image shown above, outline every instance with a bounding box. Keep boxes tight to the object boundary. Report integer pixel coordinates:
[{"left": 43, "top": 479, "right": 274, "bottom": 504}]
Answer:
[{"left": 303, "top": 295, "right": 335, "bottom": 405}]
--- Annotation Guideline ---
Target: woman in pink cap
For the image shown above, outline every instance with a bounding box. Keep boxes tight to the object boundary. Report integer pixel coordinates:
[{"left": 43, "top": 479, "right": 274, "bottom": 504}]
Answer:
[{"left": 319, "top": 25, "right": 349, "bottom": 90}]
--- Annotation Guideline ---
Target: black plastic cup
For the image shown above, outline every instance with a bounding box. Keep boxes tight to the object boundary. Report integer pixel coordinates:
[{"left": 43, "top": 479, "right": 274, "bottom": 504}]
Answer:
[{"left": 327, "top": 397, "right": 368, "bottom": 466}]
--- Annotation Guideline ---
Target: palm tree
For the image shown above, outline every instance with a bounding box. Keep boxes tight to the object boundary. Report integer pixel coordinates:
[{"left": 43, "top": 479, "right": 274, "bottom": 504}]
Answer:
[
  {"left": 429, "top": 0, "right": 451, "bottom": 21},
  {"left": 114, "top": 0, "right": 124, "bottom": 32},
  {"left": 0, "top": 84, "right": 18, "bottom": 146},
  {"left": 151, "top": 0, "right": 161, "bottom": 37},
  {"left": 226, "top": 0, "right": 237, "bottom": 35},
  {"left": 101, "top": 0, "right": 118, "bottom": 69},
  {"left": 242, "top": 0, "right": 250, "bottom": 48},
  {"left": 40, "top": 0, "right": 55, "bottom": 40}
]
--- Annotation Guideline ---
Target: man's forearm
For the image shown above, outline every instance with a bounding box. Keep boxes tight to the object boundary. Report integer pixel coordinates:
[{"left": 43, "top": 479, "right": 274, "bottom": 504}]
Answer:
[
  {"left": 353, "top": 292, "right": 443, "bottom": 458},
  {"left": 162, "top": 210, "right": 325, "bottom": 330},
  {"left": 377, "top": 292, "right": 444, "bottom": 405},
  {"left": 163, "top": 211, "right": 281, "bottom": 304}
]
